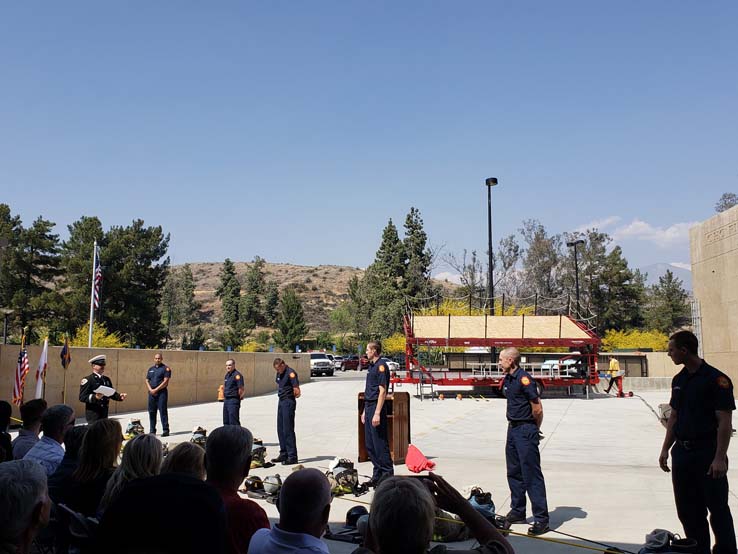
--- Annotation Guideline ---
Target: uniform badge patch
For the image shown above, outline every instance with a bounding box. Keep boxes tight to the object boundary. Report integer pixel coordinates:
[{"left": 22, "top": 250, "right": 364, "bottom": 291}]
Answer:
[
  {"left": 521, "top": 376, "right": 531, "bottom": 386},
  {"left": 235, "top": 374, "right": 241, "bottom": 380},
  {"left": 379, "top": 365, "right": 386, "bottom": 372},
  {"left": 718, "top": 376, "right": 730, "bottom": 389},
  {"left": 289, "top": 372, "right": 296, "bottom": 378},
  {"left": 80, "top": 378, "right": 88, "bottom": 385}
]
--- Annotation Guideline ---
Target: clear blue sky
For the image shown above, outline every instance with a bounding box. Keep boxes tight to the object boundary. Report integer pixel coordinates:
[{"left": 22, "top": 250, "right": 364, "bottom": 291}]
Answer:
[{"left": 1, "top": 2, "right": 736, "bottom": 275}]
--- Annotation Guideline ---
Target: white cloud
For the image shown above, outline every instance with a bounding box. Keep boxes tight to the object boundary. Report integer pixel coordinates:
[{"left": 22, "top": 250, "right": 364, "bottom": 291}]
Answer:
[
  {"left": 574, "top": 216, "right": 622, "bottom": 233},
  {"left": 432, "top": 271, "right": 463, "bottom": 284},
  {"left": 613, "top": 219, "right": 698, "bottom": 248},
  {"left": 670, "top": 262, "right": 691, "bottom": 271}
]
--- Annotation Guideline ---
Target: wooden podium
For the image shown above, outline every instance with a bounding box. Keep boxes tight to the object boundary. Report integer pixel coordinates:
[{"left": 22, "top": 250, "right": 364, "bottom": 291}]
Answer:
[{"left": 358, "top": 392, "right": 410, "bottom": 464}]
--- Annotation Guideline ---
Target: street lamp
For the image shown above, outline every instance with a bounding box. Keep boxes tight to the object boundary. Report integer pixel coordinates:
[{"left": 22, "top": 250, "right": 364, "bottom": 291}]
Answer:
[
  {"left": 566, "top": 239, "right": 585, "bottom": 318},
  {"left": 485, "top": 177, "right": 498, "bottom": 368}
]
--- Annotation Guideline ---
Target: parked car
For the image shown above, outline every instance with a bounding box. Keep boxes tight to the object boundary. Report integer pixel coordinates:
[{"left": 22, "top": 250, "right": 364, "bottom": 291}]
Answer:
[
  {"left": 310, "top": 352, "right": 334, "bottom": 377},
  {"left": 359, "top": 354, "right": 370, "bottom": 370},
  {"left": 332, "top": 355, "right": 345, "bottom": 370},
  {"left": 386, "top": 359, "right": 400, "bottom": 372},
  {"left": 341, "top": 355, "right": 360, "bottom": 371}
]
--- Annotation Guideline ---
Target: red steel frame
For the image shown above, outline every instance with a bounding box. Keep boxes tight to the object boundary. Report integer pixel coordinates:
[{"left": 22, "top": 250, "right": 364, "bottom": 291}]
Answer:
[{"left": 393, "top": 314, "right": 601, "bottom": 391}]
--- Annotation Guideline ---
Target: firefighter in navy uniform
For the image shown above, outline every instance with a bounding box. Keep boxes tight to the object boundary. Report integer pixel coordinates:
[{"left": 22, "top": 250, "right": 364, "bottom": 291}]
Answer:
[
  {"left": 271, "top": 358, "right": 301, "bottom": 465},
  {"left": 361, "top": 340, "right": 394, "bottom": 486},
  {"left": 500, "top": 347, "right": 550, "bottom": 536},
  {"left": 79, "top": 355, "right": 127, "bottom": 423},
  {"left": 660, "top": 330, "right": 736, "bottom": 554},
  {"left": 222, "top": 358, "right": 244, "bottom": 426},
  {"left": 146, "top": 353, "right": 171, "bottom": 436}
]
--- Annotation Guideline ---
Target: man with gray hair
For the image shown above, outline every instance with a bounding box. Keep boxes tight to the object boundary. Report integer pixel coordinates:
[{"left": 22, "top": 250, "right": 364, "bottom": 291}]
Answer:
[
  {"left": 206, "top": 425, "right": 269, "bottom": 553},
  {"left": 248, "top": 468, "right": 331, "bottom": 554},
  {"left": 0, "top": 460, "right": 52, "bottom": 554},
  {"left": 23, "top": 404, "right": 75, "bottom": 476}
]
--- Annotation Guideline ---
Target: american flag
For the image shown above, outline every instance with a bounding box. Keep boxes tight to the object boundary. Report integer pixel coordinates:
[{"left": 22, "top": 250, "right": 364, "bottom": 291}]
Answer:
[
  {"left": 93, "top": 247, "right": 103, "bottom": 309},
  {"left": 12, "top": 345, "right": 30, "bottom": 406}
]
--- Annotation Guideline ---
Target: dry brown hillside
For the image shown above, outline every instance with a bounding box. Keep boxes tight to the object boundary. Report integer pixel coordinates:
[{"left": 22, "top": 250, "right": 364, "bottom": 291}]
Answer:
[{"left": 186, "top": 261, "right": 365, "bottom": 334}]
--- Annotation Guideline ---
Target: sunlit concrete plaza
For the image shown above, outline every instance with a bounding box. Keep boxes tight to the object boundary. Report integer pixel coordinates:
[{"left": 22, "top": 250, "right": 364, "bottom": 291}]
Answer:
[{"left": 73, "top": 373, "right": 738, "bottom": 554}]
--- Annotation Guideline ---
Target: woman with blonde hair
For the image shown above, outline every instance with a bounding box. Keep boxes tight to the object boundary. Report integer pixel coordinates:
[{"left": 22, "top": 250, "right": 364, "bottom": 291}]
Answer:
[
  {"left": 99, "top": 433, "right": 163, "bottom": 512},
  {"left": 161, "top": 441, "right": 206, "bottom": 480}
]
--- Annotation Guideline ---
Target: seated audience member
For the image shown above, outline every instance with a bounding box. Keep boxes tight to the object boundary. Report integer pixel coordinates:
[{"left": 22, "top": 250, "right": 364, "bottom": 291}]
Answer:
[
  {"left": 99, "top": 433, "right": 162, "bottom": 513},
  {"left": 24, "top": 404, "right": 75, "bottom": 475},
  {"left": 98, "top": 472, "right": 228, "bottom": 554},
  {"left": 359, "top": 474, "right": 514, "bottom": 554},
  {"left": 249, "top": 468, "right": 331, "bottom": 554},
  {"left": 12, "top": 399, "right": 47, "bottom": 460},
  {"left": 0, "top": 460, "right": 52, "bottom": 554},
  {"left": 0, "top": 401, "right": 12, "bottom": 463},
  {"left": 59, "top": 419, "right": 123, "bottom": 516},
  {"left": 161, "top": 441, "right": 206, "bottom": 480},
  {"left": 48, "top": 425, "right": 88, "bottom": 503},
  {"left": 206, "top": 425, "right": 270, "bottom": 553}
]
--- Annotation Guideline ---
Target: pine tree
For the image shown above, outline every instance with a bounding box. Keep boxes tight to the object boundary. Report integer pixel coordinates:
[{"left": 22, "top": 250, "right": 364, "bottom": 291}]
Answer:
[
  {"left": 403, "top": 207, "right": 433, "bottom": 300},
  {"left": 273, "top": 287, "right": 308, "bottom": 352},
  {"left": 591, "top": 246, "right": 645, "bottom": 332},
  {"left": 264, "top": 281, "right": 280, "bottom": 325},
  {"left": 240, "top": 256, "right": 267, "bottom": 328},
  {"left": 374, "top": 220, "right": 405, "bottom": 281},
  {"left": 0, "top": 204, "right": 24, "bottom": 325},
  {"left": 645, "top": 270, "right": 691, "bottom": 333},
  {"left": 216, "top": 259, "right": 240, "bottom": 328}
]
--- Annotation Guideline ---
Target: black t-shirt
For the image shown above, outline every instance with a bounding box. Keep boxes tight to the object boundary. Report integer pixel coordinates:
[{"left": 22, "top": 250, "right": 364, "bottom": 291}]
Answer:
[
  {"left": 364, "top": 358, "right": 390, "bottom": 402},
  {"left": 503, "top": 368, "right": 539, "bottom": 422},
  {"left": 669, "top": 361, "right": 735, "bottom": 441},
  {"left": 224, "top": 369, "right": 244, "bottom": 399},
  {"left": 276, "top": 366, "right": 300, "bottom": 400}
]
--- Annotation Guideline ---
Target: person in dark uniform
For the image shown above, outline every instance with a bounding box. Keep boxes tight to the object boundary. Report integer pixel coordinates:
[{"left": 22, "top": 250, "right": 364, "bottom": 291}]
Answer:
[
  {"left": 223, "top": 359, "right": 244, "bottom": 426},
  {"left": 270, "top": 358, "right": 301, "bottom": 465},
  {"left": 146, "top": 353, "right": 171, "bottom": 436},
  {"left": 500, "top": 347, "right": 549, "bottom": 536},
  {"left": 361, "top": 341, "right": 394, "bottom": 486},
  {"left": 659, "top": 330, "right": 736, "bottom": 554},
  {"left": 79, "top": 355, "right": 127, "bottom": 423}
]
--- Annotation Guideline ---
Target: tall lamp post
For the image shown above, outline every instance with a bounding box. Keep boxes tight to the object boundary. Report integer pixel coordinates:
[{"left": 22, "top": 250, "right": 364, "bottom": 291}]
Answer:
[
  {"left": 566, "top": 239, "right": 585, "bottom": 318},
  {"left": 485, "top": 177, "right": 498, "bottom": 365}
]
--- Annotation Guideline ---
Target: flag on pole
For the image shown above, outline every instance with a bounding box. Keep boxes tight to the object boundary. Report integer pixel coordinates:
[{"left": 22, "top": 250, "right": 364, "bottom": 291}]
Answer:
[
  {"left": 12, "top": 337, "right": 30, "bottom": 406},
  {"left": 93, "top": 246, "right": 103, "bottom": 309},
  {"left": 60, "top": 335, "right": 71, "bottom": 369},
  {"left": 34, "top": 337, "right": 49, "bottom": 399}
]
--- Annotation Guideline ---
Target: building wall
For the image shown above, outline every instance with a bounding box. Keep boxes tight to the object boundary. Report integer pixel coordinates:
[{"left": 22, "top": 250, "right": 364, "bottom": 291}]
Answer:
[
  {"left": 690, "top": 204, "right": 738, "bottom": 381},
  {"left": 0, "top": 345, "right": 310, "bottom": 420}
]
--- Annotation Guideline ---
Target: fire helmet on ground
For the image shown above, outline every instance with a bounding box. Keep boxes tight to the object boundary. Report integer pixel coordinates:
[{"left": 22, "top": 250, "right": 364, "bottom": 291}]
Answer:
[
  {"left": 345, "top": 506, "right": 369, "bottom": 528},
  {"left": 190, "top": 426, "right": 207, "bottom": 448},
  {"left": 244, "top": 476, "right": 264, "bottom": 492},
  {"left": 263, "top": 474, "right": 282, "bottom": 495}
]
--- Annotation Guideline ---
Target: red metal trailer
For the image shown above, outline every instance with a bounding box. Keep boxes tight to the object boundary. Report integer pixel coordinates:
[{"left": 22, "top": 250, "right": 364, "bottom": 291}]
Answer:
[{"left": 391, "top": 314, "right": 601, "bottom": 396}]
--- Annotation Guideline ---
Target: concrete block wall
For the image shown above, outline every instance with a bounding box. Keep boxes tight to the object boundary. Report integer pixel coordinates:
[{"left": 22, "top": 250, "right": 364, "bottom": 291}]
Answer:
[{"left": 0, "top": 345, "right": 310, "bottom": 420}]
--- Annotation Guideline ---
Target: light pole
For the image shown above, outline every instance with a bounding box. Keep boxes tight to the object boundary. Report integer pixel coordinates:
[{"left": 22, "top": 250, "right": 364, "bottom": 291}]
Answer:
[
  {"left": 566, "top": 239, "right": 585, "bottom": 318},
  {"left": 485, "top": 177, "right": 498, "bottom": 366}
]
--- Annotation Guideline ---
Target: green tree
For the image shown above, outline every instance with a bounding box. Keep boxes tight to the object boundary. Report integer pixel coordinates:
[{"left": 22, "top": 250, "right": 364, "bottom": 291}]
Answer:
[
  {"left": 216, "top": 258, "right": 240, "bottom": 328},
  {"left": 182, "top": 326, "right": 206, "bottom": 350},
  {"left": 519, "top": 219, "right": 563, "bottom": 305},
  {"left": 315, "top": 331, "right": 333, "bottom": 350},
  {"left": 273, "top": 287, "right": 308, "bottom": 352},
  {"left": 100, "top": 219, "right": 170, "bottom": 347},
  {"left": 375, "top": 219, "right": 405, "bottom": 282},
  {"left": 403, "top": 207, "right": 433, "bottom": 301},
  {"left": 329, "top": 302, "right": 353, "bottom": 342},
  {"left": 591, "top": 246, "right": 646, "bottom": 332},
  {"left": 0, "top": 204, "right": 24, "bottom": 326},
  {"left": 264, "top": 281, "right": 280, "bottom": 325},
  {"left": 715, "top": 192, "right": 738, "bottom": 213},
  {"left": 161, "top": 264, "right": 201, "bottom": 344},
  {"left": 645, "top": 270, "right": 691, "bottom": 333},
  {"left": 240, "top": 256, "right": 267, "bottom": 329}
]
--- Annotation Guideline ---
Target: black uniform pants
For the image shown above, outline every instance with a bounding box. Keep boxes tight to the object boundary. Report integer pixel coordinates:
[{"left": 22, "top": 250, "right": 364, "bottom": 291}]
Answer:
[
  {"left": 506, "top": 422, "right": 549, "bottom": 524},
  {"left": 223, "top": 398, "right": 241, "bottom": 426},
  {"left": 672, "top": 443, "right": 736, "bottom": 554},
  {"left": 85, "top": 407, "right": 107, "bottom": 424},
  {"left": 148, "top": 390, "right": 169, "bottom": 434},
  {"left": 277, "top": 398, "right": 297, "bottom": 460},
  {"left": 364, "top": 402, "right": 394, "bottom": 482}
]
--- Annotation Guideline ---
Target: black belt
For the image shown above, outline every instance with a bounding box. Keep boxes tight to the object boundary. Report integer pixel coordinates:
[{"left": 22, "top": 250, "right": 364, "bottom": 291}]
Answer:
[
  {"left": 676, "top": 438, "right": 716, "bottom": 451},
  {"left": 508, "top": 420, "right": 534, "bottom": 428},
  {"left": 225, "top": 396, "right": 240, "bottom": 400}
]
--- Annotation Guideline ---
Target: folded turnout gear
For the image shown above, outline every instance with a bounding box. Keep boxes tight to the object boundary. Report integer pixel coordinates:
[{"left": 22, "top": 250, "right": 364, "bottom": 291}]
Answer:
[
  {"left": 190, "top": 426, "right": 207, "bottom": 448},
  {"left": 124, "top": 419, "right": 145, "bottom": 440}
]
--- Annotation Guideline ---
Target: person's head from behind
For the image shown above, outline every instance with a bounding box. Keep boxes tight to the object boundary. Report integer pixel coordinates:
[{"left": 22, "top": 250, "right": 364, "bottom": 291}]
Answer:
[
  {"left": 100, "top": 433, "right": 162, "bottom": 511},
  {"left": 205, "top": 425, "right": 253, "bottom": 488},
  {"left": 368, "top": 477, "right": 435, "bottom": 554},
  {"left": 0, "top": 400, "right": 11, "bottom": 432},
  {"left": 278, "top": 468, "right": 331, "bottom": 538},
  {"left": 63, "top": 425, "right": 88, "bottom": 460},
  {"left": 41, "top": 404, "right": 75, "bottom": 444},
  {"left": 668, "top": 330, "right": 699, "bottom": 365},
  {"left": 0, "top": 460, "right": 51, "bottom": 549},
  {"left": 20, "top": 399, "right": 47, "bottom": 431},
  {"left": 74, "top": 419, "right": 123, "bottom": 481},
  {"left": 161, "top": 442, "right": 206, "bottom": 480}
]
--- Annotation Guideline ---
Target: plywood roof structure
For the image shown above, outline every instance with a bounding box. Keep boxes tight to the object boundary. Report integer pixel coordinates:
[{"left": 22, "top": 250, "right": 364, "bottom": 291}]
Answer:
[{"left": 408, "top": 315, "right": 599, "bottom": 348}]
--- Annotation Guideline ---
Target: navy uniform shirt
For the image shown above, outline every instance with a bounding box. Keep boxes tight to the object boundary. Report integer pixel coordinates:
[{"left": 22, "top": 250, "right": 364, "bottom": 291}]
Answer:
[
  {"left": 364, "top": 358, "right": 390, "bottom": 402},
  {"left": 276, "top": 366, "right": 300, "bottom": 400},
  {"left": 669, "top": 361, "right": 736, "bottom": 441},
  {"left": 503, "top": 368, "right": 539, "bottom": 422},
  {"left": 224, "top": 369, "right": 244, "bottom": 399},
  {"left": 147, "top": 364, "right": 172, "bottom": 389}
]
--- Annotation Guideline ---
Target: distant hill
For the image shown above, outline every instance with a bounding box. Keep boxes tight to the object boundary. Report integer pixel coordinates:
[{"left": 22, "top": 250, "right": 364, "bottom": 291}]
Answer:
[
  {"left": 640, "top": 263, "right": 692, "bottom": 291},
  {"left": 185, "top": 261, "right": 365, "bottom": 335}
]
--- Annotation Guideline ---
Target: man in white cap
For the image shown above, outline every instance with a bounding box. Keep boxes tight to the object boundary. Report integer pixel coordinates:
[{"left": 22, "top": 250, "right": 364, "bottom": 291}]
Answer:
[{"left": 79, "top": 355, "right": 127, "bottom": 423}]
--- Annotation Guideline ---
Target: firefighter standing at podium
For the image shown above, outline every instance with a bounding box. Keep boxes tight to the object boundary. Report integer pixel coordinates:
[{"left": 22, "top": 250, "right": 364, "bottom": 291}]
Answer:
[{"left": 361, "top": 340, "right": 394, "bottom": 486}]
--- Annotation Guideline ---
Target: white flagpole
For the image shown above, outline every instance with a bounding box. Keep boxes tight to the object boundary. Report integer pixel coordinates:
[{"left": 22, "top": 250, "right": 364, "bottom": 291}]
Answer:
[{"left": 87, "top": 241, "right": 97, "bottom": 348}]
